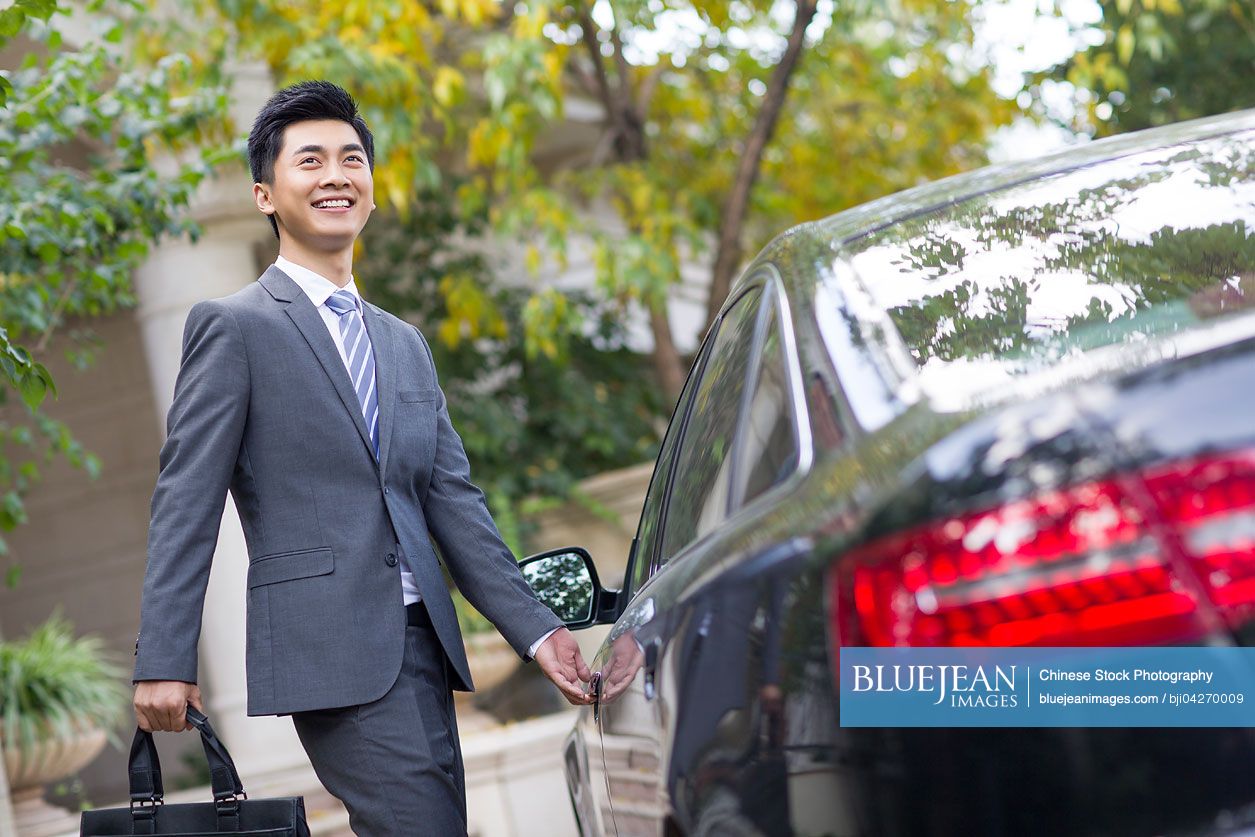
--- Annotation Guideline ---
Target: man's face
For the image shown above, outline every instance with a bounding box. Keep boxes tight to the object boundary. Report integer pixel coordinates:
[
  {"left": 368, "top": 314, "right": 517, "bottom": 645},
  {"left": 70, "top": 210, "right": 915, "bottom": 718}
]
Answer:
[{"left": 254, "top": 119, "right": 374, "bottom": 251}]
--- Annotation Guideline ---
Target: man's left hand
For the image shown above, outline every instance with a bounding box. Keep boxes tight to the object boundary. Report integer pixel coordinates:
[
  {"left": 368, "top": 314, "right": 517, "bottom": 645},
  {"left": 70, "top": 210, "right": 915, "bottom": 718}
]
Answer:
[{"left": 534, "top": 628, "right": 594, "bottom": 705}]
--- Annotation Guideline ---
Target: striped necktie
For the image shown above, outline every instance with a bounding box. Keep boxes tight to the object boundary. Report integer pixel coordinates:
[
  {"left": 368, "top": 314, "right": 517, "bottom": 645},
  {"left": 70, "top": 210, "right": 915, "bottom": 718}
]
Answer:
[{"left": 324, "top": 289, "right": 379, "bottom": 458}]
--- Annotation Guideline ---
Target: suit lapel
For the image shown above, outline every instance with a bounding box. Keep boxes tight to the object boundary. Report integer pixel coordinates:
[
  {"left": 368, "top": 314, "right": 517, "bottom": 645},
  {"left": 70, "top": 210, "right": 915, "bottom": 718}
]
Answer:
[
  {"left": 364, "top": 304, "right": 398, "bottom": 475},
  {"left": 259, "top": 266, "right": 377, "bottom": 465}
]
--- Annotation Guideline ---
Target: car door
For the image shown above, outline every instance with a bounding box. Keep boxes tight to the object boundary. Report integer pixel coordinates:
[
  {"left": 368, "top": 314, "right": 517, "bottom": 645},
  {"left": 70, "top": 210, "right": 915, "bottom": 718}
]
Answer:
[
  {"left": 594, "top": 279, "right": 773, "bottom": 835},
  {"left": 662, "top": 279, "right": 826, "bottom": 835},
  {"left": 569, "top": 301, "right": 713, "bottom": 836}
]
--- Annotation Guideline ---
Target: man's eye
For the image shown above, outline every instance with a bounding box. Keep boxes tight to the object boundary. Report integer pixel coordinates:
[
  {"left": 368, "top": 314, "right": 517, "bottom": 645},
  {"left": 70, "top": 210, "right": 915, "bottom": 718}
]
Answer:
[
  {"left": 346, "top": 155, "right": 364, "bottom": 163},
  {"left": 301, "top": 157, "right": 319, "bottom": 165}
]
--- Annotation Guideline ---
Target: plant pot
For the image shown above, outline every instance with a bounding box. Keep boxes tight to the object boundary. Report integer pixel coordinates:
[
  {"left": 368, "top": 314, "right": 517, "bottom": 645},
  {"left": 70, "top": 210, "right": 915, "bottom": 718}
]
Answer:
[
  {"left": 455, "top": 630, "right": 519, "bottom": 731},
  {"left": 464, "top": 629, "right": 518, "bottom": 692},
  {"left": 3, "top": 722, "right": 107, "bottom": 836},
  {"left": 3, "top": 722, "right": 107, "bottom": 793}
]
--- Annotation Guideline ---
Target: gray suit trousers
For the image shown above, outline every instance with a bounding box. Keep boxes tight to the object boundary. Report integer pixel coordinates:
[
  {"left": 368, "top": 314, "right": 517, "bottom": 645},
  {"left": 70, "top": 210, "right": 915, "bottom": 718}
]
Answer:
[{"left": 290, "top": 605, "right": 467, "bottom": 837}]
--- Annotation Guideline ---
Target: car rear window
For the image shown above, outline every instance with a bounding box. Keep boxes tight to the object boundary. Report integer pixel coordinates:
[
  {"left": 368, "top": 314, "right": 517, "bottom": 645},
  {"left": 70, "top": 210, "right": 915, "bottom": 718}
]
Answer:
[{"left": 844, "top": 130, "right": 1255, "bottom": 374}]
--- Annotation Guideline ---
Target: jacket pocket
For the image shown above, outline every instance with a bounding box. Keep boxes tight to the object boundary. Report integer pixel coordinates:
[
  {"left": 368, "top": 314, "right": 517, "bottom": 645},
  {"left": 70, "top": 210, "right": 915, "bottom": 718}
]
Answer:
[
  {"left": 247, "top": 547, "right": 334, "bottom": 588},
  {"left": 399, "top": 388, "right": 438, "bottom": 403}
]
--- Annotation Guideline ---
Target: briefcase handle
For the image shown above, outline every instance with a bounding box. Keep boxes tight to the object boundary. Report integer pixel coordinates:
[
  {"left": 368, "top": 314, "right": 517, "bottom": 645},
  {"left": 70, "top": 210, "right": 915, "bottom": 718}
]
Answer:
[{"left": 128, "top": 705, "right": 247, "bottom": 829}]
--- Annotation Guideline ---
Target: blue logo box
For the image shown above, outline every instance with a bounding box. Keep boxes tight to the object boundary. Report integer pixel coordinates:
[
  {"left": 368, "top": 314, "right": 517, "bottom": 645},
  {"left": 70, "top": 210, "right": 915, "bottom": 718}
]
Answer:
[{"left": 839, "top": 647, "right": 1255, "bottom": 727}]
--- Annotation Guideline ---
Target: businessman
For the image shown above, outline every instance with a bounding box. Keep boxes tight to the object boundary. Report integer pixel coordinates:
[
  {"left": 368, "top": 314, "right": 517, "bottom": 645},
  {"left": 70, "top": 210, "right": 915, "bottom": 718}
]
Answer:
[{"left": 132, "top": 81, "right": 592, "bottom": 836}]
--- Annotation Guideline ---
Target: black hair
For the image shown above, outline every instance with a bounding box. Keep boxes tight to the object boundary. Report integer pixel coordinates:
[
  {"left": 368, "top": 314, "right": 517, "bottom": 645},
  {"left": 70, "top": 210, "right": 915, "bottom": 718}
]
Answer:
[{"left": 247, "top": 80, "right": 376, "bottom": 240}]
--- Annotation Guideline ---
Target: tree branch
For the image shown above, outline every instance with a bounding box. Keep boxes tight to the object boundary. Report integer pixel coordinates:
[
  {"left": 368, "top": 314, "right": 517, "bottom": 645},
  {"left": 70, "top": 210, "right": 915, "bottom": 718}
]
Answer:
[
  {"left": 635, "top": 62, "right": 666, "bottom": 117},
  {"left": 704, "top": 0, "right": 818, "bottom": 327},
  {"left": 577, "top": 6, "right": 616, "bottom": 117},
  {"left": 34, "top": 277, "right": 79, "bottom": 354},
  {"left": 608, "top": 20, "right": 632, "bottom": 101},
  {"left": 578, "top": 0, "right": 646, "bottom": 162}
]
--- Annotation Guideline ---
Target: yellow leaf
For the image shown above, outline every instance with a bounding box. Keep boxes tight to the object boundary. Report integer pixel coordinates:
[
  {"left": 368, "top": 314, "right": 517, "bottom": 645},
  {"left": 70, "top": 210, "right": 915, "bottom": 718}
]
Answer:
[
  {"left": 1116, "top": 24, "right": 1135, "bottom": 64},
  {"left": 525, "top": 244, "right": 541, "bottom": 275},
  {"left": 388, "top": 177, "right": 409, "bottom": 213},
  {"left": 542, "top": 52, "right": 563, "bottom": 84},
  {"left": 630, "top": 181, "right": 651, "bottom": 217},
  {"left": 515, "top": 5, "right": 549, "bottom": 39},
  {"left": 467, "top": 121, "right": 495, "bottom": 167},
  {"left": 434, "top": 66, "right": 464, "bottom": 108}
]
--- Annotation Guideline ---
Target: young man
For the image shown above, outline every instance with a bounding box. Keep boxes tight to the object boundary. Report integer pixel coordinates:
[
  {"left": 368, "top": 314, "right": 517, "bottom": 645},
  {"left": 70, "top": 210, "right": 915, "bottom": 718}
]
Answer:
[{"left": 132, "top": 81, "right": 592, "bottom": 836}]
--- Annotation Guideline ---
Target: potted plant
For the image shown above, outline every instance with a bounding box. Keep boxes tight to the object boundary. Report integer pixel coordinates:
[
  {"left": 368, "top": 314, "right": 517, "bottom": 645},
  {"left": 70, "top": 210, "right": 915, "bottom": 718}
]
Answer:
[
  {"left": 451, "top": 591, "right": 516, "bottom": 687},
  {"left": 0, "top": 612, "right": 127, "bottom": 829}
]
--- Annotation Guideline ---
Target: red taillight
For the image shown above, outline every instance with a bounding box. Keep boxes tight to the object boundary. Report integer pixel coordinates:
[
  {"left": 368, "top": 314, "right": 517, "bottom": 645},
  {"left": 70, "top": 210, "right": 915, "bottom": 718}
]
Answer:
[
  {"left": 830, "top": 449, "right": 1255, "bottom": 648},
  {"left": 1144, "top": 450, "right": 1255, "bottom": 628}
]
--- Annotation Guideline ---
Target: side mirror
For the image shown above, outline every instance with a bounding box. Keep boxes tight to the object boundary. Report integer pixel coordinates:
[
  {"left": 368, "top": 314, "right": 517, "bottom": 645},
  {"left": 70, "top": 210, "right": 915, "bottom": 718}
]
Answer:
[{"left": 519, "top": 547, "right": 620, "bottom": 629}]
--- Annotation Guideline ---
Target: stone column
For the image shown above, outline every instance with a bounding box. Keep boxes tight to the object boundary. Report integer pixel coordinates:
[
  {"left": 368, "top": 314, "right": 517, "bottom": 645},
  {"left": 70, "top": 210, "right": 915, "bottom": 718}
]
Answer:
[
  {"left": 132, "top": 62, "right": 311, "bottom": 779},
  {"left": 0, "top": 753, "right": 16, "bottom": 837}
]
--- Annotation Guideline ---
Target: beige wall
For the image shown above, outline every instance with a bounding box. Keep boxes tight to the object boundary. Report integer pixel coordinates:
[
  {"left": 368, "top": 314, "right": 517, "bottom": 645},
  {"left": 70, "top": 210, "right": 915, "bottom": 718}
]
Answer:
[
  {"left": 0, "top": 309, "right": 204, "bottom": 807},
  {"left": 531, "top": 462, "right": 652, "bottom": 590}
]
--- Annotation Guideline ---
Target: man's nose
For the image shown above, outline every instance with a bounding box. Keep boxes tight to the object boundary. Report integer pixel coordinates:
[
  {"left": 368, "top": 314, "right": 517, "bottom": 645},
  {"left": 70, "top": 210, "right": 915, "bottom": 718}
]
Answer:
[{"left": 320, "top": 164, "right": 350, "bottom": 188}]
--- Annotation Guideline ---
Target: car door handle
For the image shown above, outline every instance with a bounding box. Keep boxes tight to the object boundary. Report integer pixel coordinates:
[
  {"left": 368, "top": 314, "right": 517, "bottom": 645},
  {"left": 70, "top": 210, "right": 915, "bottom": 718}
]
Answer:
[
  {"left": 642, "top": 636, "right": 662, "bottom": 701},
  {"left": 590, "top": 670, "right": 603, "bottom": 722}
]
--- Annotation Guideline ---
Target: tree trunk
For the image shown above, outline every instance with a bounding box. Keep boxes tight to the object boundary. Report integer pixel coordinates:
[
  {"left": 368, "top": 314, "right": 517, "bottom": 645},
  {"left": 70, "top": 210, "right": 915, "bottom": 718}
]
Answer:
[
  {"left": 585, "top": 0, "right": 825, "bottom": 400},
  {"left": 704, "top": 0, "right": 819, "bottom": 329},
  {"left": 648, "top": 301, "right": 687, "bottom": 404}
]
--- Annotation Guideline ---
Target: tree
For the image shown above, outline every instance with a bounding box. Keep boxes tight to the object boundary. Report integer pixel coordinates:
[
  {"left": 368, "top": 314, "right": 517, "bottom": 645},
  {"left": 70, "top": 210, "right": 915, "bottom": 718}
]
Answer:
[
  {"left": 1038, "top": 0, "right": 1255, "bottom": 136},
  {"left": 354, "top": 185, "right": 666, "bottom": 558},
  {"left": 202, "top": 0, "right": 1017, "bottom": 401},
  {"left": 0, "top": 0, "right": 230, "bottom": 571}
]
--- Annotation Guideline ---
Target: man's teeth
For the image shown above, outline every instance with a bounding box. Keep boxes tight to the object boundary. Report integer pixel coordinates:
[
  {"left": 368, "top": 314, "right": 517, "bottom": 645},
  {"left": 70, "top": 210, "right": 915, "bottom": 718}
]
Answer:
[{"left": 314, "top": 199, "right": 351, "bottom": 208}]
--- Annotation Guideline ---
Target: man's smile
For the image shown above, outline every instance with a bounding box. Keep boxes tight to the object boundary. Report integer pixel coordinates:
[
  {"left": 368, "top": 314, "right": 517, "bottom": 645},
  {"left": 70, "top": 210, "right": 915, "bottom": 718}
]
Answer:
[{"left": 312, "top": 196, "right": 355, "bottom": 212}]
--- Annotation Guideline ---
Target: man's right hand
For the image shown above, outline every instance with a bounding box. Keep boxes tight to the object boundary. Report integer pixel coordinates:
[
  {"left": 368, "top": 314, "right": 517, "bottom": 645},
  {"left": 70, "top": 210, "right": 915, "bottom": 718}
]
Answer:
[{"left": 134, "top": 680, "right": 204, "bottom": 732}]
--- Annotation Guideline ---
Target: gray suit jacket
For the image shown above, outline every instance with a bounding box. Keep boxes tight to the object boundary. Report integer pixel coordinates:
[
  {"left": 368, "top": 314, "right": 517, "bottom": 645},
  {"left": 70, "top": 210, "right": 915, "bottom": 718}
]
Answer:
[{"left": 133, "top": 266, "right": 561, "bottom": 716}]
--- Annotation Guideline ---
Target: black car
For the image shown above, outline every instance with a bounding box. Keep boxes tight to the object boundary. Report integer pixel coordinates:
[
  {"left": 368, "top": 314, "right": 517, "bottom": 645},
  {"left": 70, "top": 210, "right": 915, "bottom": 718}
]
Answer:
[{"left": 520, "top": 109, "right": 1255, "bottom": 836}]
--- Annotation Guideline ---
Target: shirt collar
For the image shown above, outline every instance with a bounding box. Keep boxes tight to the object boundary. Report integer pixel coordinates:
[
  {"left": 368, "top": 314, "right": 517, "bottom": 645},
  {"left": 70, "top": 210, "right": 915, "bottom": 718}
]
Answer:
[{"left": 274, "top": 255, "right": 362, "bottom": 310}]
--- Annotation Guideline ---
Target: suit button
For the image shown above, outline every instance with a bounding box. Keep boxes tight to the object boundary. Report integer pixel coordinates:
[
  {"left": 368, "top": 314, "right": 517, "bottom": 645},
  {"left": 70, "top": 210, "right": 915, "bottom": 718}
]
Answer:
[
  {"left": 385, "top": 553, "right": 398, "bottom": 567},
  {"left": 384, "top": 487, "right": 391, "bottom": 495}
]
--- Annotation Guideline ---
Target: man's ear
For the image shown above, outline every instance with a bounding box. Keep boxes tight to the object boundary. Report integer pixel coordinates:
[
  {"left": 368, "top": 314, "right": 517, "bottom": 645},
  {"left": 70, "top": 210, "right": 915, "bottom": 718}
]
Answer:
[{"left": 253, "top": 182, "right": 276, "bottom": 216}]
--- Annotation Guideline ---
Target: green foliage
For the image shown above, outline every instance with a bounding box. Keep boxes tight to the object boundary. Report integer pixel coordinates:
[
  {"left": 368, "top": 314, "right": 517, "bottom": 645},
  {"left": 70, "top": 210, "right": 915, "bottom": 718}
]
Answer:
[
  {"left": 356, "top": 184, "right": 666, "bottom": 632},
  {"left": 0, "top": 1, "right": 59, "bottom": 76},
  {"left": 211, "top": 0, "right": 1015, "bottom": 367},
  {"left": 357, "top": 187, "right": 667, "bottom": 549},
  {"left": 0, "top": 2, "right": 230, "bottom": 559},
  {"left": 197, "top": 0, "right": 1013, "bottom": 580},
  {"left": 0, "top": 612, "right": 129, "bottom": 754},
  {"left": 1039, "top": 0, "right": 1255, "bottom": 136}
]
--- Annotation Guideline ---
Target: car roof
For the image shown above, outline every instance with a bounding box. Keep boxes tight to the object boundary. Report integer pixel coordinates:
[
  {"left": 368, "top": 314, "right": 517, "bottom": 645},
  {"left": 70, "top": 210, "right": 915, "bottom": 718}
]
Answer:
[
  {"left": 737, "top": 108, "right": 1255, "bottom": 311},
  {"left": 724, "top": 108, "right": 1255, "bottom": 427}
]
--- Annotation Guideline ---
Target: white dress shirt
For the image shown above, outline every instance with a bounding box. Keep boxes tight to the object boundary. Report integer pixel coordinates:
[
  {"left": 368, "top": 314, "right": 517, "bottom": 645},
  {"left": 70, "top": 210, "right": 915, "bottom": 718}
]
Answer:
[{"left": 274, "top": 257, "right": 557, "bottom": 658}]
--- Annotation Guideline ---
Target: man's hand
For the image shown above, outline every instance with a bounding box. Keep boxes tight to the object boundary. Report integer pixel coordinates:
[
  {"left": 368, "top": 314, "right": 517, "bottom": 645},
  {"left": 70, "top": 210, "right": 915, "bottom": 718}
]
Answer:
[
  {"left": 533, "top": 628, "right": 594, "bottom": 705},
  {"left": 600, "top": 632, "right": 644, "bottom": 703},
  {"left": 134, "top": 680, "right": 203, "bottom": 732}
]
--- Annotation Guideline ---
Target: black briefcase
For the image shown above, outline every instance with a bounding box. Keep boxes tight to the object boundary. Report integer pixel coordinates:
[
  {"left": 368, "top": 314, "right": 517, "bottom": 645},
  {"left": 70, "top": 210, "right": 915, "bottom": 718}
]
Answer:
[{"left": 80, "top": 706, "right": 310, "bottom": 836}]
